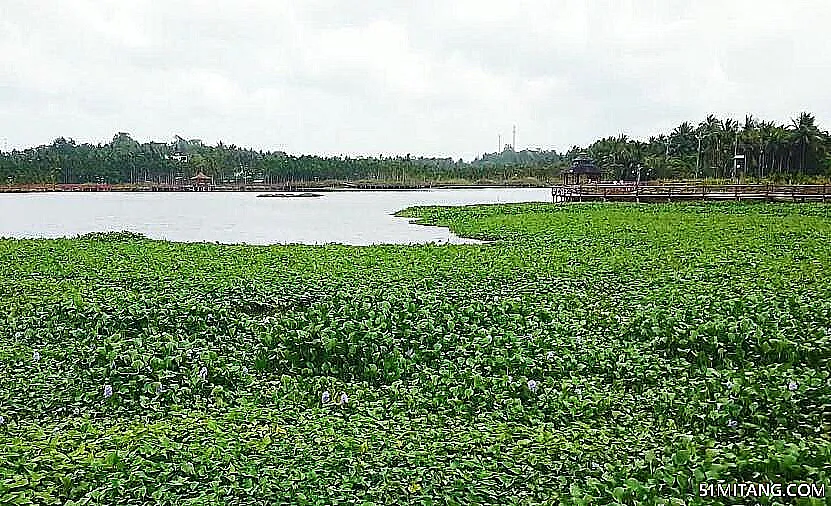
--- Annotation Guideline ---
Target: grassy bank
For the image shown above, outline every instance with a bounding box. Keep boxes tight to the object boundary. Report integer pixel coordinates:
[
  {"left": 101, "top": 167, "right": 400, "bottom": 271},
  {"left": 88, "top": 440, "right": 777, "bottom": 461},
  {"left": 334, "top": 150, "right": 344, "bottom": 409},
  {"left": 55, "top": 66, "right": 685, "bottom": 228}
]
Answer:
[{"left": 1, "top": 203, "right": 830, "bottom": 504}]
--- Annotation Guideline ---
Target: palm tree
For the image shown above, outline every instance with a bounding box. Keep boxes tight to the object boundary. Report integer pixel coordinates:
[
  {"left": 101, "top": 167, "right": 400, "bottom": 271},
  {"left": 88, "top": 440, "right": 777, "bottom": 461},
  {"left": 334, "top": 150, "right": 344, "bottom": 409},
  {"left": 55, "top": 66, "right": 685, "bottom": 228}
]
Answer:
[
  {"left": 739, "top": 115, "right": 760, "bottom": 179},
  {"left": 627, "top": 141, "right": 648, "bottom": 179},
  {"left": 671, "top": 122, "right": 696, "bottom": 158},
  {"left": 699, "top": 115, "right": 722, "bottom": 178},
  {"left": 790, "top": 112, "right": 822, "bottom": 175},
  {"left": 694, "top": 124, "right": 704, "bottom": 179},
  {"left": 768, "top": 126, "right": 792, "bottom": 178},
  {"left": 721, "top": 118, "right": 740, "bottom": 179},
  {"left": 757, "top": 120, "right": 777, "bottom": 178}
]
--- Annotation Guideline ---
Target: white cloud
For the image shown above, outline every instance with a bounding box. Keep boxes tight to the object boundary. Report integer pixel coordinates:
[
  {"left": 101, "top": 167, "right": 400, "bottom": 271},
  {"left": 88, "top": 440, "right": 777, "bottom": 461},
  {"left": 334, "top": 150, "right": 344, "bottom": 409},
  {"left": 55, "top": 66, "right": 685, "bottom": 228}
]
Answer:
[{"left": 1, "top": 0, "right": 829, "bottom": 159}]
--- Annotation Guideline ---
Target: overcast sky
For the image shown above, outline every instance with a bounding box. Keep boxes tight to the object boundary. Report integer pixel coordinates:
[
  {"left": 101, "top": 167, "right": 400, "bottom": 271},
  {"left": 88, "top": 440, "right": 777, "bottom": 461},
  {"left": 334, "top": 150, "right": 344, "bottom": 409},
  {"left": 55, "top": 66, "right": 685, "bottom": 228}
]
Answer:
[{"left": 1, "top": 1, "right": 829, "bottom": 160}]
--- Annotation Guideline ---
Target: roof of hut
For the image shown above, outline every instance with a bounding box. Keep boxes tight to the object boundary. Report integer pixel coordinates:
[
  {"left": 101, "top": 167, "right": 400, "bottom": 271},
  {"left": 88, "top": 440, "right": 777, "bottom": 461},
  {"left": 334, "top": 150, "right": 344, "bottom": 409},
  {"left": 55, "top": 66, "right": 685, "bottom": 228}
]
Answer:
[
  {"left": 190, "top": 172, "right": 212, "bottom": 181},
  {"left": 561, "top": 155, "right": 602, "bottom": 175}
]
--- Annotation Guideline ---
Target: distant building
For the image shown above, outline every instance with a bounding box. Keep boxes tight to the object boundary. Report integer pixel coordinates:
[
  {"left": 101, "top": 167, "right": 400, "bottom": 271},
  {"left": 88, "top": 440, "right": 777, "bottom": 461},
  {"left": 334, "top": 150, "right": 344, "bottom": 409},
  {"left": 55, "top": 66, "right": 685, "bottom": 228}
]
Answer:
[
  {"left": 190, "top": 171, "right": 212, "bottom": 190},
  {"left": 561, "top": 154, "right": 602, "bottom": 185}
]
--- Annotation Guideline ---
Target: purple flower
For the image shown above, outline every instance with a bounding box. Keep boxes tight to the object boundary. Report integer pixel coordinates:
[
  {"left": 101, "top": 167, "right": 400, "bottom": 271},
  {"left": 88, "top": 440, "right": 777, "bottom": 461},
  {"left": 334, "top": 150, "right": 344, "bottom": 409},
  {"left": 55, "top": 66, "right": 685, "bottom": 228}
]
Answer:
[
  {"left": 339, "top": 392, "right": 349, "bottom": 406},
  {"left": 727, "top": 419, "right": 738, "bottom": 428},
  {"left": 527, "top": 379, "right": 538, "bottom": 393},
  {"left": 546, "top": 351, "right": 555, "bottom": 360},
  {"left": 788, "top": 381, "right": 798, "bottom": 391},
  {"left": 199, "top": 366, "right": 208, "bottom": 380},
  {"left": 103, "top": 384, "right": 113, "bottom": 398},
  {"left": 321, "top": 391, "right": 331, "bottom": 404},
  {"left": 32, "top": 350, "right": 41, "bottom": 362},
  {"left": 0, "top": 415, "right": 5, "bottom": 425}
]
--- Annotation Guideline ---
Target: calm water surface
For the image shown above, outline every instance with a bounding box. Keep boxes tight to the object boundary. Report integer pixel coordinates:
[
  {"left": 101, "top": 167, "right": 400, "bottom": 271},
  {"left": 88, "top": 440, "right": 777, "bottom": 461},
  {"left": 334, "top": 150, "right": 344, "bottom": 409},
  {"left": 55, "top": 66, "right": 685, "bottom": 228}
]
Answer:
[{"left": 0, "top": 188, "right": 550, "bottom": 245}]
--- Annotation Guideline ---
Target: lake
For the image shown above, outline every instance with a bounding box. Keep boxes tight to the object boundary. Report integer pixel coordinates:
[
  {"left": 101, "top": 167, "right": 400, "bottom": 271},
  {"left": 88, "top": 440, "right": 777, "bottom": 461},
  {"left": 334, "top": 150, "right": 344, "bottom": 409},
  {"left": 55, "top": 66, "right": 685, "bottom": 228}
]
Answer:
[{"left": 0, "top": 188, "right": 551, "bottom": 245}]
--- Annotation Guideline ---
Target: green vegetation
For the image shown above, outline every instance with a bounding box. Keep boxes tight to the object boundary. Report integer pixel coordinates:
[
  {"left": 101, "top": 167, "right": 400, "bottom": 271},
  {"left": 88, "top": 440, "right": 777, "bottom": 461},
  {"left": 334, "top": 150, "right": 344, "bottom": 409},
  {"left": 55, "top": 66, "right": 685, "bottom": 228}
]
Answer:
[
  {"left": 1, "top": 202, "right": 830, "bottom": 504},
  {"left": 0, "top": 133, "right": 561, "bottom": 187},
  {"left": 2, "top": 112, "right": 830, "bottom": 186},
  {"left": 583, "top": 113, "right": 830, "bottom": 182}
]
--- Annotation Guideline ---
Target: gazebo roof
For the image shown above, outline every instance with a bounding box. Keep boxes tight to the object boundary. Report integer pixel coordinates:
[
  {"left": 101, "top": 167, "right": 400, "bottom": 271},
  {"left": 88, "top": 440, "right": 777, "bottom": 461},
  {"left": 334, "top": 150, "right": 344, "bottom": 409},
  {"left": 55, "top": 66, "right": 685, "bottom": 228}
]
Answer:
[
  {"left": 190, "top": 172, "right": 212, "bottom": 181},
  {"left": 561, "top": 156, "right": 601, "bottom": 175}
]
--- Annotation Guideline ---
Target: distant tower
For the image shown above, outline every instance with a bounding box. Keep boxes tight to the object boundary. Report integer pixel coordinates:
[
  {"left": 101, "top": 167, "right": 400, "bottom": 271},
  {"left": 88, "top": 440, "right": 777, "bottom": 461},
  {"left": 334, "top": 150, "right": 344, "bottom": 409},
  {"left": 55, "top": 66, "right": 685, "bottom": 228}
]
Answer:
[
  {"left": 512, "top": 125, "right": 516, "bottom": 150},
  {"left": 498, "top": 134, "right": 502, "bottom": 152}
]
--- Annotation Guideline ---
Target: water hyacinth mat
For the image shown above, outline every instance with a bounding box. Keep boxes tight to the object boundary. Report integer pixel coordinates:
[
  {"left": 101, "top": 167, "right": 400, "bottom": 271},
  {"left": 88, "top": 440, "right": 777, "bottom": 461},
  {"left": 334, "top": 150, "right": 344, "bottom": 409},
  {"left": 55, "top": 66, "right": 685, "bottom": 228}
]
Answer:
[{"left": 1, "top": 202, "right": 830, "bottom": 505}]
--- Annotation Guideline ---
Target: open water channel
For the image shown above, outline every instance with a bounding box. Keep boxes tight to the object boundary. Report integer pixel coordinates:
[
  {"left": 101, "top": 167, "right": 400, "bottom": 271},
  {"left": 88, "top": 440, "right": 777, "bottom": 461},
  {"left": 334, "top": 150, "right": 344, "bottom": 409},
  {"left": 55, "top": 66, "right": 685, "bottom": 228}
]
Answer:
[{"left": 0, "top": 188, "right": 551, "bottom": 245}]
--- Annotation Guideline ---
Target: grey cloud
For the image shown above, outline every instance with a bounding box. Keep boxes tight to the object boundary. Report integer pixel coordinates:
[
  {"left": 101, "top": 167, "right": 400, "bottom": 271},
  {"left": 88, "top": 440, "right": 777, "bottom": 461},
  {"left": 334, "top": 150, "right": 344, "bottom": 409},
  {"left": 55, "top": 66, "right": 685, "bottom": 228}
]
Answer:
[{"left": 1, "top": 0, "right": 830, "bottom": 159}]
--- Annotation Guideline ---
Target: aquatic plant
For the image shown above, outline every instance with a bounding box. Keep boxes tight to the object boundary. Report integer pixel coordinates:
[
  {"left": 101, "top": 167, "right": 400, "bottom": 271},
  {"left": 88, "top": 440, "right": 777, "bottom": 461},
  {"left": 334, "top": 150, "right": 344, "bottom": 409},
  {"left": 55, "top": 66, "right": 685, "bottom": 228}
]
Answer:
[{"left": 1, "top": 201, "right": 830, "bottom": 504}]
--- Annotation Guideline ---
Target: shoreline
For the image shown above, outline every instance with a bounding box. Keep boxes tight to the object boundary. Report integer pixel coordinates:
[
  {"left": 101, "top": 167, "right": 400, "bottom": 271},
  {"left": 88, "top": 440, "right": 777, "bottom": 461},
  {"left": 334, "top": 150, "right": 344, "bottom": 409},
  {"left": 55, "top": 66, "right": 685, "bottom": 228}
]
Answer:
[{"left": 0, "top": 182, "right": 549, "bottom": 194}]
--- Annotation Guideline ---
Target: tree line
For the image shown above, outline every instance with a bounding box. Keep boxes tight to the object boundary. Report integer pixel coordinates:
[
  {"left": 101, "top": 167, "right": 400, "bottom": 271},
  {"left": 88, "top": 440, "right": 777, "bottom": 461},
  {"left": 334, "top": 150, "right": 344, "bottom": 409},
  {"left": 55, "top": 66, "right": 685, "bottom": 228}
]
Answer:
[
  {"left": 575, "top": 112, "right": 830, "bottom": 182},
  {"left": 1, "top": 112, "right": 828, "bottom": 185},
  {"left": 0, "top": 133, "right": 559, "bottom": 186}
]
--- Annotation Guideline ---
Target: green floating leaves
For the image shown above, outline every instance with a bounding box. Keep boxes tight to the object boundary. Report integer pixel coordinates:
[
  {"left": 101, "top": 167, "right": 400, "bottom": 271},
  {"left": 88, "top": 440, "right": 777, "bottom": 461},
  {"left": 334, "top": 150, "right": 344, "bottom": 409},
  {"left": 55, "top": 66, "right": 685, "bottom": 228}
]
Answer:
[{"left": 1, "top": 202, "right": 830, "bottom": 504}]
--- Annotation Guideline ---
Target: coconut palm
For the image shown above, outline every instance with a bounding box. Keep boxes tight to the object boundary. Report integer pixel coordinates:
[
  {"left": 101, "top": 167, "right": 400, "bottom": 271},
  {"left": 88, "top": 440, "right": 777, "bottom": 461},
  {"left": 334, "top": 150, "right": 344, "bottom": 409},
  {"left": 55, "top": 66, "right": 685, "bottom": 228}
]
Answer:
[
  {"left": 768, "top": 127, "right": 792, "bottom": 177},
  {"left": 790, "top": 112, "right": 822, "bottom": 175},
  {"left": 758, "top": 120, "right": 780, "bottom": 178},
  {"left": 671, "top": 122, "right": 696, "bottom": 158},
  {"left": 721, "top": 118, "right": 740, "bottom": 179},
  {"left": 698, "top": 115, "right": 722, "bottom": 178},
  {"left": 738, "top": 115, "right": 761, "bottom": 178}
]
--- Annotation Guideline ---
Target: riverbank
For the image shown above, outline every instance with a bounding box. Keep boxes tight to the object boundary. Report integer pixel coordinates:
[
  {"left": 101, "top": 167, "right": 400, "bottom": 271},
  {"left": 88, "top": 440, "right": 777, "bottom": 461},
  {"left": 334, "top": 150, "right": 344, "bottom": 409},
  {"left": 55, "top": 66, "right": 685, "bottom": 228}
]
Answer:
[{"left": 0, "top": 179, "right": 550, "bottom": 193}]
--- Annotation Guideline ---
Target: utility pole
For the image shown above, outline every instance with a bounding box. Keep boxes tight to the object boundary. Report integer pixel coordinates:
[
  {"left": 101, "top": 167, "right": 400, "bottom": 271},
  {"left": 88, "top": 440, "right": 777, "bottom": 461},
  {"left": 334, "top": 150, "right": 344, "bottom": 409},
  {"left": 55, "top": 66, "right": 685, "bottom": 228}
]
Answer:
[
  {"left": 498, "top": 134, "right": 502, "bottom": 153},
  {"left": 696, "top": 135, "right": 702, "bottom": 180},
  {"left": 636, "top": 163, "right": 642, "bottom": 203},
  {"left": 512, "top": 125, "right": 516, "bottom": 150}
]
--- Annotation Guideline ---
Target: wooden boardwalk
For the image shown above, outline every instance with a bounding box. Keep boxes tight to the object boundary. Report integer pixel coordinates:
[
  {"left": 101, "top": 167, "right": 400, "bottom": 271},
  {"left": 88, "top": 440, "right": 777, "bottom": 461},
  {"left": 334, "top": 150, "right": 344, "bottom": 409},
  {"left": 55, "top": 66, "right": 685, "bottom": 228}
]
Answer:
[{"left": 552, "top": 183, "right": 831, "bottom": 203}]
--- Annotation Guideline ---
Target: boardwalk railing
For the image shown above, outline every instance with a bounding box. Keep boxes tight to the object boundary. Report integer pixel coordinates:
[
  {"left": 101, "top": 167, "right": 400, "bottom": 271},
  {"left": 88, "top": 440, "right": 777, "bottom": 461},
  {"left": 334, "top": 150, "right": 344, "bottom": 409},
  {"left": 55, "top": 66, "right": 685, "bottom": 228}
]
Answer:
[{"left": 552, "top": 183, "right": 830, "bottom": 203}]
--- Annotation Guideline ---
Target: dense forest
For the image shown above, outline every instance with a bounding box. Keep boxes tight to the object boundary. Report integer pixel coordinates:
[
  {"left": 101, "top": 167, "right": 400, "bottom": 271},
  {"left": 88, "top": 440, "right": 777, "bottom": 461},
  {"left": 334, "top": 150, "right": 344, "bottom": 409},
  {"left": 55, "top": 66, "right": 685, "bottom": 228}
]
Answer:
[
  {"left": 1, "top": 112, "right": 829, "bottom": 185},
  {"left": 0, "top": 134, "right": 562, "bottom": 186},
  {"left": 576, "top": 112, "right": 831, "bottom": 182}
]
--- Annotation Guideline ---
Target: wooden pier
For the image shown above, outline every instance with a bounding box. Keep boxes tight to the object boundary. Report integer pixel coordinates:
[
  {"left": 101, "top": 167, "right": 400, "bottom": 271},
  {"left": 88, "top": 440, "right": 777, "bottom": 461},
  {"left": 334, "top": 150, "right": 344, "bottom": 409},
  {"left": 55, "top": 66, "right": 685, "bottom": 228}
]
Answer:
[{"left": 552, "top": 183, "right": 831, "bottom": 203}]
